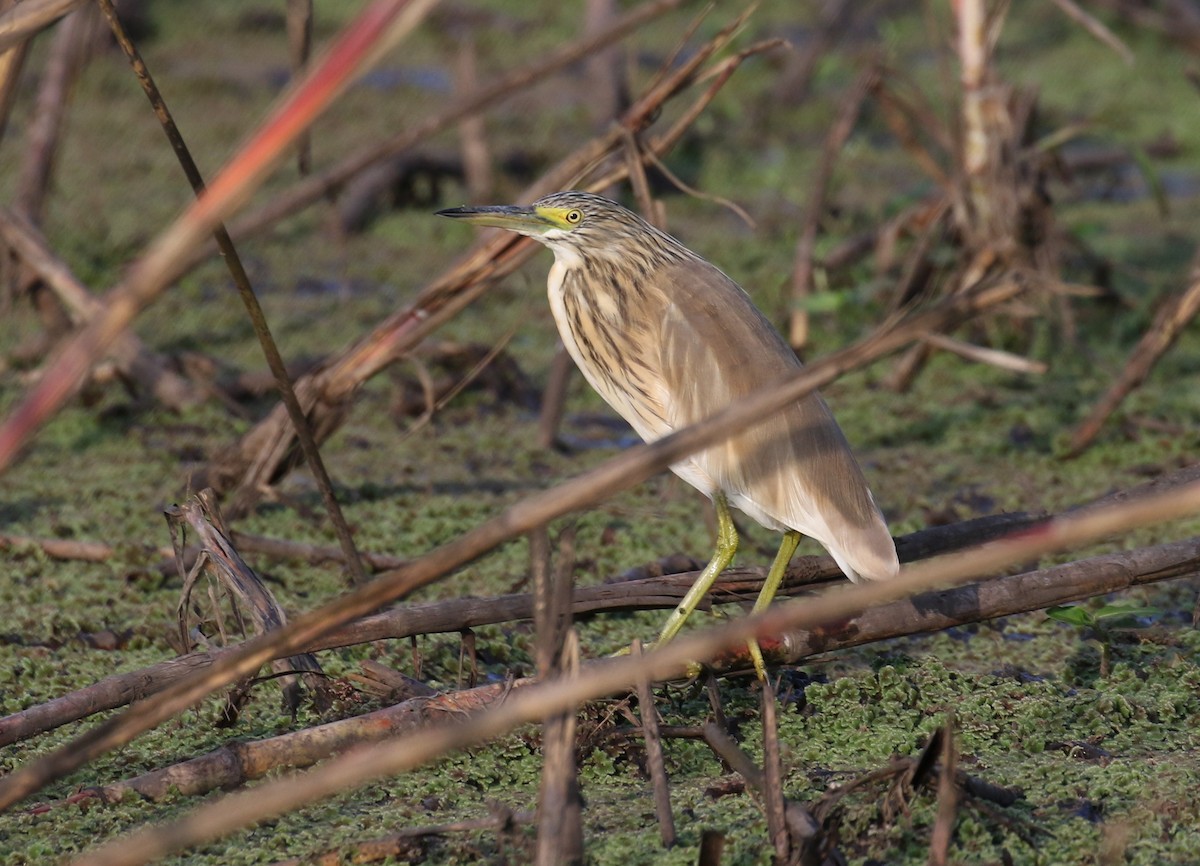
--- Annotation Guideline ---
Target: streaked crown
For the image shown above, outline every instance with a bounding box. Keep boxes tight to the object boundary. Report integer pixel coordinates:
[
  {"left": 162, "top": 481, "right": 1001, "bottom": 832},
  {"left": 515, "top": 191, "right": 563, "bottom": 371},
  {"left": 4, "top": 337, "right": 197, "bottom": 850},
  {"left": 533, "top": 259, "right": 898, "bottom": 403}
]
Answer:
[{"left": 531, "top": 191, "right": 693, "bottom": 265}]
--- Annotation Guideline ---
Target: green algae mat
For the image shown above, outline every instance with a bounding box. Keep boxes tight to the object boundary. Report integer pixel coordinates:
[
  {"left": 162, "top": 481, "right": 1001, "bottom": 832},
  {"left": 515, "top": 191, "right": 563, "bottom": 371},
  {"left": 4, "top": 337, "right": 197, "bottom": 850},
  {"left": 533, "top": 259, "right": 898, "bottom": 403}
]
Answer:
[{"left": 2, "top": 2, "right": 1200, "bottom": 864}]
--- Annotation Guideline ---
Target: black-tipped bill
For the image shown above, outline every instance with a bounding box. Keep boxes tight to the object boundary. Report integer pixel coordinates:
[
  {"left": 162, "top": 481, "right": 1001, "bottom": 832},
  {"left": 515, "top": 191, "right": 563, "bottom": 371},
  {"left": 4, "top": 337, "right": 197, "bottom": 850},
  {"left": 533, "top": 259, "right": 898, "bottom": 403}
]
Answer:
[{"left": 435, "top": 204, "right": 555, "bottom": 234}]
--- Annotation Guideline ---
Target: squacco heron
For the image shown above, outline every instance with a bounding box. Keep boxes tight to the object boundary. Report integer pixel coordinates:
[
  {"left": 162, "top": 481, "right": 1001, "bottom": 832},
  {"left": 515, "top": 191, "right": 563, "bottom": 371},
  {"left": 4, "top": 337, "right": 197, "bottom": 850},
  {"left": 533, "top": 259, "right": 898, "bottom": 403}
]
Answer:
[{"left": 438, "top": 191, "right": 898, "bottom": 678}]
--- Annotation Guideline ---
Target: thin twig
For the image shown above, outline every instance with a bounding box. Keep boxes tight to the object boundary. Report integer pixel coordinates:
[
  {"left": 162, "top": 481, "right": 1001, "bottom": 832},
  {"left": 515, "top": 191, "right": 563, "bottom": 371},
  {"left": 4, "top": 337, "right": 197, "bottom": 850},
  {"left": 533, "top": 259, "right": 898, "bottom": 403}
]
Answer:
[
  {"left": 634, "top": 640, "right": 676, "bottom": 848},
  {"left": 622, "top": 128, "right": 660, "bottom": 227},
  {"left": 97, "top": 0, "right": 368, "bottom": 585},
  {"left": 285, "top": 0, "right": 313, "bottom": 175},
  {"left": 0, "top": 527, "right": 406, "bottom": 573},
  {"left": 398, "top": 327, "right": 516, "bottom": 442},
  {"left": 761, "top": 681, "right": 789, "bottom": 863},
  {"left": 230, "top": 531, "right": 407, "bottom": 571},
  {"left": 1068, "top": 251, "right": 1200, "bottom": 456},
  {"left": 643, "top": 147, "right": 754, "bottom": 228},
  {"left": 921, "top": 332, "right": 1047, "bottom": 374},
  {"left": 1048, "top": 0, "right": 1133, "bottom": 64},
  {"left": 0, "top": 533, "right": 136, "bottom": 563},
  {"left": 927, "top": 715, "right": 958, "bottom": 866},
  {"left": 701, "top": 723, "right": 764, "bottom": 791},
  {"left": 0, "top": 0, "right": 86, "bottom": 54},
  {"left": 0, "top": 207, "right": 199, "bottom": 408},
  {"left": 533, "top": 528, "right": 583, "bottom": 865}
]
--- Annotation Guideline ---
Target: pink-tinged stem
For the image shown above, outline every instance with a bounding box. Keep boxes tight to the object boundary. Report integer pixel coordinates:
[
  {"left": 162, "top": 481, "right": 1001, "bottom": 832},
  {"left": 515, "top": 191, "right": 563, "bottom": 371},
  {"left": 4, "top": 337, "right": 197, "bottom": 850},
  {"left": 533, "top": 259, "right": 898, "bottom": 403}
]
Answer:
[{"left": 0, "top": 0, "right": 437, "bottom": 472}]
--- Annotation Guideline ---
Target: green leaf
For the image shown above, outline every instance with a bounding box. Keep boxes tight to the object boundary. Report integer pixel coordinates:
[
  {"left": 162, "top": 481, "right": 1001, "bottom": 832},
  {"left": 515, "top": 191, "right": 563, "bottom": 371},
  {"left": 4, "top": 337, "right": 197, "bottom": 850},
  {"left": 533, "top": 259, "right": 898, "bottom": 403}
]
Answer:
[
  {"left": 1093, "top": 603, "right": 1159, "bottom": 623},
  {"left": 1046, "top": 605, "right": 1094, "bottom": 627},
  {"left": 793, "top": 288, "right": 850, "bottom": 314}
]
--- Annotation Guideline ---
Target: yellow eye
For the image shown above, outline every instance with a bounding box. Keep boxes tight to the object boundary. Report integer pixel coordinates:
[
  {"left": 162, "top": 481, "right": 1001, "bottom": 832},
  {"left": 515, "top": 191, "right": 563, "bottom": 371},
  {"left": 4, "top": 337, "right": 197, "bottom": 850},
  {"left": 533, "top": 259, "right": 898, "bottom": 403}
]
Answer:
[{"left": 565, "top": 209, "right": 582, "bottom": 224}]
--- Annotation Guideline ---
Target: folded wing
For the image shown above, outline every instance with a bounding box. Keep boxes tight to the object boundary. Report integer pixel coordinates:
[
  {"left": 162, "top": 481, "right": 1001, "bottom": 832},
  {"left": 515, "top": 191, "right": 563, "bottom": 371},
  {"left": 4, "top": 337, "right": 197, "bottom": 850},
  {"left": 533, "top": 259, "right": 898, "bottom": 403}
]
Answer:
[{"left": 656, "top": 259, "right": 898, "bottom": 582}]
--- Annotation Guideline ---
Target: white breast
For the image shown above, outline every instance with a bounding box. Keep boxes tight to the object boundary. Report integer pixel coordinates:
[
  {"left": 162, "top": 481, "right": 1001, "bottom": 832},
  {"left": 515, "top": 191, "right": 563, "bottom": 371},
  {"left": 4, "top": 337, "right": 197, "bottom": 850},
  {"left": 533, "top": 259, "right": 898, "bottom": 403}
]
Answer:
[
  {"left": 546, "top": 260, "right": 622, "bottom": 417},
  {"left": 545, "top": 256, "right": 719, "bottom": 500}
]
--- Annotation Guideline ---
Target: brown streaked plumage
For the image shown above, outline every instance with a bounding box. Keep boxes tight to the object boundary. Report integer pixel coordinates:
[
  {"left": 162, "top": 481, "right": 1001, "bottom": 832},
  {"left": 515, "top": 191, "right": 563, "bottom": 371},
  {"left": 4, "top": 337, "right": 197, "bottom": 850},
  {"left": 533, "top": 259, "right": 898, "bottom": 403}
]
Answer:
[{"left": 438, "top": 191, "right": 898, "bottom": 678}]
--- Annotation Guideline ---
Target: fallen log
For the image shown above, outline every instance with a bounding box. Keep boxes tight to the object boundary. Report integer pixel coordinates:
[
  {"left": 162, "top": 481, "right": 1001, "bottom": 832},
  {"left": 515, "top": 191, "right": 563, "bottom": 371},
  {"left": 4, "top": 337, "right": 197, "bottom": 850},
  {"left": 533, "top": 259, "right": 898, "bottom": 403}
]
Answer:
[{"left": 27, "top": 678, "right": 533, "bottom": 808}]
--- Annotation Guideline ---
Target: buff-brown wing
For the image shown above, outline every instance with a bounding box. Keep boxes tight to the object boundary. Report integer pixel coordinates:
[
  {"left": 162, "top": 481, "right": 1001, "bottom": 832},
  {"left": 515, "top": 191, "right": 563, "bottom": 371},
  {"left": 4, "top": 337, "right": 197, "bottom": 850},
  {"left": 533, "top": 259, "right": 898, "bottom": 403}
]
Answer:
[{"left": 656, "top": 259, "right": 898, "bottom": 581}]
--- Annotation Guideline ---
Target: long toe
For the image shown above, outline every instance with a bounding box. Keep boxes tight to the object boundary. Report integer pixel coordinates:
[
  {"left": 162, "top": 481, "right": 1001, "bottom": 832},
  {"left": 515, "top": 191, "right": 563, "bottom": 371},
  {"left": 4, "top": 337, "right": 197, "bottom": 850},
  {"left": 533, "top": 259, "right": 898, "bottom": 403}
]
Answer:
[{"left": 747, "top": 638, "right": 768, "bottom": 681}]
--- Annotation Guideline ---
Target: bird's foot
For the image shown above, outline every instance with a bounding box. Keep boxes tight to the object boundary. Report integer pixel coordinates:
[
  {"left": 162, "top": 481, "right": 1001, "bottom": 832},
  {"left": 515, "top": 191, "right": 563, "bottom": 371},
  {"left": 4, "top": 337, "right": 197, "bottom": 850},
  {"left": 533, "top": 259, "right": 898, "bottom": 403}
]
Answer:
[
  {"left": 746, "top": 638, "right": 768, "bottom": 682},
  {"left": 611, "top": 639, "right": 770, "bottom": 680}
]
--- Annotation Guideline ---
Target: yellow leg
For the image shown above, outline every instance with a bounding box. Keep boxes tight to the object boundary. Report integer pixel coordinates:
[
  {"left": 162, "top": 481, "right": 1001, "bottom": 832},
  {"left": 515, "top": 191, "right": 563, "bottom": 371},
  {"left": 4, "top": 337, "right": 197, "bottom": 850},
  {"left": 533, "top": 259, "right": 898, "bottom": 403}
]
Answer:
[
  {"left": 746, "top": 530, "right": 801, "bottom": 681},
  {"left": 656, "top": 492, "right": 738, "bottom": 647}
]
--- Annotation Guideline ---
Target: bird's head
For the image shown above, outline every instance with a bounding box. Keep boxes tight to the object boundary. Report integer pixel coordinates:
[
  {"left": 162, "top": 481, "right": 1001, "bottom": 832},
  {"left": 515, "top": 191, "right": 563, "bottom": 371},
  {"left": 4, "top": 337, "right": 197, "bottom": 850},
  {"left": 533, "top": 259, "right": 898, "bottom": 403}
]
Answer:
[{"left": 436, "top": 191, "right": 654, "bottom": 262}]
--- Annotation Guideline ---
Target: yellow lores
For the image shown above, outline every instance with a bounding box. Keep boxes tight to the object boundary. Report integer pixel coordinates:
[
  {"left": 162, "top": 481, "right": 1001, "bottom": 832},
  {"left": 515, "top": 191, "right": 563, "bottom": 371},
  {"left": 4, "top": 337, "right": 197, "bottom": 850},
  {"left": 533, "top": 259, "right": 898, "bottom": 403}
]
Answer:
[{"left": 438, "top": 191, "right": 898, "bottom": 679}]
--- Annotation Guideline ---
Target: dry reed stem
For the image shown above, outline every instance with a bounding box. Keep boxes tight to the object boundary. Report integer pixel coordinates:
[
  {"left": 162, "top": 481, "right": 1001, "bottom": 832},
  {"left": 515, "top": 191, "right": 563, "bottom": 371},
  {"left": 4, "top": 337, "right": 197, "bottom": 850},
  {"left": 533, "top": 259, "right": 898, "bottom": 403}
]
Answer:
[
  {"left": 536, "top": 345, "right": 575, "bottom": 448},
  {"left": 5, "top": 530, "right": 1193, "bottom": 817},
  {"left": 956, "top": 0, "right": 990, "bottom": 182},
  {"left": 27, "top": 680, "right": 533, "bottom": 807},
  {"left": 1048, "top": 0, "right": 1133, "bottom": 63},
  {"left": 9, "top": 6, "right": 98, "bottom": 345},
  {"left": 14, "top": 4, "right": 94, "bottom": 222},
  {"left": 776, "top": 535, "right": 1200, "bottom": 663},
  {"left": 921, "top": 332, "right": 1047, "bottom": 374},
  {"left": 168, "top": 492, "right": 324, "bottom": 708},
  {"left": 927, "top": 716, "right": 958, "bottom": 866},
  {"left": 700, "top": 712, "right": 819, "bottom": 863},
  {"left": 0, "top": 510, "right": 1058, "bottom": 747},
  {"left": 0, "top": 533, "right": 131, "bottom": 563},
  {"left": 0, "top": 527, "right": 402, "bottom": 573},
  {"left": 1068, "top": 251, "right": 1200, "bottom": 456},
  {"left": 532, "top": 528, "right": 584, "bottom": 865},
  {"left": 633, "top": 641, "right": 676, "bottom": 848},
  {"left": 761, "top": 681, "right": 789, "bottom": 863},
  {"left": 0, "top": 207, "right": 199, "bottom": 408},
  {"left": 0, "top": 0, "right": 85, "bottom": 55},
  {"left": 285, "top": 0, "right": 313, "bottom": 175},
  {"left": 698, "top": 830, "right": 726, "bottom": 866},
  {"left": 453, "top": 35, "right": 492, "bottom": 202},
  {"left": 0, "top": 0, "right": 32, "bottom": 149}
]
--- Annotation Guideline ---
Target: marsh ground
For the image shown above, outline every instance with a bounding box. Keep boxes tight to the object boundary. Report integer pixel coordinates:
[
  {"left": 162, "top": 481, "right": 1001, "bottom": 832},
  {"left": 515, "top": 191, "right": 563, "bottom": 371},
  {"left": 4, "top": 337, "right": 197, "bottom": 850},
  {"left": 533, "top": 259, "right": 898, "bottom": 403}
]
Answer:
[{"left": 1, "top": 2, "right": 1200, "bottom": 864}]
